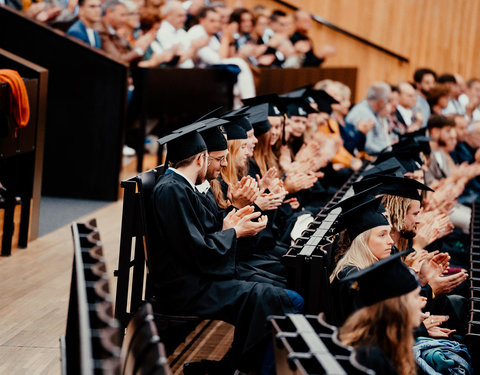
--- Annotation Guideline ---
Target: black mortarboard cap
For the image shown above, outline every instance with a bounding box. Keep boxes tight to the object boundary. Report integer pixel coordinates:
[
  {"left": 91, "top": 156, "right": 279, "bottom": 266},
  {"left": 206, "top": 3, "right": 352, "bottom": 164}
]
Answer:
[
  {"left": 352, "top": 174, "right": 433, "bottom": 201},
  {"left": 343, "top": 250, "right": 419, "bottom": 306},
  {"left": 280, "top": 85, "right": 339, "bottom": 114},
  {"left": 308, "top": 89, "right": 339, "bottom": 114},
  {"left": 223, "top": 118, "right": 247, "bottom": 140},
  {"left": 396, "top": 133, "right": 432, "bottom": 156},
  {"left": 335, "top": 196, "right": 390, "bottom": 240},
  {"left": 362, "top": 157, "right": 407, "bottom": 177},
  {"left": 374, "top": 148, "right": 424, "bottom": 173},
  {"left": 198, "top": 118, "right": 229, "bottom": 152},
  {"left": 279, "top": 96, "right": 318, "bottom": 117},
  {"left": 244, "top": 103, "right": 271, "bottom": 137},
  {"left": 158, "top": 123, "right": 207, "bottom": 164},
  {"left": 221, "top": 107, "right": 253, "bottom": 132},
  {"left": 327, "top": 184, "right": 383, "bottom": 213},
  {"left": 242, "top": 94, "right": 284, "bottom": 117}
]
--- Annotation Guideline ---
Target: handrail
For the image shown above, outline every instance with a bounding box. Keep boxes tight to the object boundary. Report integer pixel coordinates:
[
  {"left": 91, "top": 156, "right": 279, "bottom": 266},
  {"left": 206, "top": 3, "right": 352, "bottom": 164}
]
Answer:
[{"left": 272, "top": 0, "right": 409, "bottom": 63}]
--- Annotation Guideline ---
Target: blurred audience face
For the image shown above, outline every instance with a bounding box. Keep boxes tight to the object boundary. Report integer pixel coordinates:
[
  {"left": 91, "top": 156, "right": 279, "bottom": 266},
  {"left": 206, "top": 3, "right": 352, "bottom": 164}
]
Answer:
[
  {"left": 270, "top": 15, "right": 287, "bottom": 34},
  {"left": 453, "top": 115, "right": 468, "bottom": 143},
  {"left": 104, "top": 3, "right": 128, "bottom": 29},
  {"left": 125, "top": 4, "right": 140, "bottom": 30},
  {"left": 268, "top": 117, "right": 282, "bottom": 145},
  {"left": 79, "top": 0, "right": 102, "bottom": 26},
  {"left": 294, "top": 10, "right": 312, "bottom": 34},
  {"left": 287, "top": 116, "right": 307, "bottom": 138},
  {"left": 417, "top": 73, "right": 436, "bottom": 96},
  {"left": 467, "top": 80, "right": 480, "bottom": 102},
  {"left": 165, "top": 4, "right": 187, "bottom": 29},
  {"left": 398, "top": 82, "right": 417, "bottom": 109},
  {"left": 253, "top": 15, "right": 268, "bottom": 37},
  {"left": 387, "top": 90, "right": 399, "bottom": 116},
  {"left": 200, "top": 9, "right": 221, "bottom": 36},
  {"left": 214, "top": 6, "right": 231, "bottom": 27},
  {"left": 432, "top": 125, "right": 457, "bottom": 152},
  {"left": 239, "top": 11, "right": 253, "bottom": 34}
]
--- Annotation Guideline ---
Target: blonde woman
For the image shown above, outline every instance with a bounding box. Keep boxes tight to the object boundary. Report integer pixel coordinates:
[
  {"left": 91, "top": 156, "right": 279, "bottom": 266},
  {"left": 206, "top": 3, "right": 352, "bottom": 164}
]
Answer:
[{"left": 328, "top": 194, "right": 392, "bottom": 326}]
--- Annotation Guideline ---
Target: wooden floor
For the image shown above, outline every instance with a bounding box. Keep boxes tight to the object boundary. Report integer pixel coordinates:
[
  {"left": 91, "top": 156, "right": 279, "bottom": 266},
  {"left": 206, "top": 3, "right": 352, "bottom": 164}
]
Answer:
[{"left": 0, "top": 154, "right": 233, "bottom": 375}]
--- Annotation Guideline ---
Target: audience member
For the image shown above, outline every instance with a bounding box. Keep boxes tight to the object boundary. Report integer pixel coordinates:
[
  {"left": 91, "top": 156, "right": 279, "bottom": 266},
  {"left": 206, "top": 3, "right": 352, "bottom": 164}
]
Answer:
[
  {"left": 395, "top": 81, "right": 423, "bottom": 133},
  {"left": 66, "top": 0, "right": 102, "bottom": 48},
  {"left": 290, "top": 9, "right": 335, "bottom": 67},
  {"left": 98, "top": 0, "right": 156, "bottom": 64},
  {"left": 414, "top": 68, "right": 437, "bottom": 127},
  {"left": 345, "top": 81, "right": 392, "bottom": 154}
]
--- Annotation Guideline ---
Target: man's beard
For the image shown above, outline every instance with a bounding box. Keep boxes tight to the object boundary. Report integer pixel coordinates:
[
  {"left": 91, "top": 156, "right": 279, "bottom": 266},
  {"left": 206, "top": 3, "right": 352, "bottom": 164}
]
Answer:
[
  {"left": 400, "top": 229, "right": 416, "bottom": 240},
  {"left": 196, "top": 167, "right": 207, "bottom": 185}
]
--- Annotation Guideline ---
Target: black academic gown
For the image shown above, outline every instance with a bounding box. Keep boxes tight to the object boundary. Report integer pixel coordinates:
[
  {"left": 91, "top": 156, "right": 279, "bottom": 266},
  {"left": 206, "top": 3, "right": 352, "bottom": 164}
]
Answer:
[
  {"left": 328, "top": 265, "right": 362, "bottom": 326},
  {"left": 197, "top": 185, "right": 287, "bottom": 287},
  {"left": 355, "top": 346, "right": 399, "bottom": 375},
  {"left": 150, "top": 172, "right": 297, "bottom": 370}
]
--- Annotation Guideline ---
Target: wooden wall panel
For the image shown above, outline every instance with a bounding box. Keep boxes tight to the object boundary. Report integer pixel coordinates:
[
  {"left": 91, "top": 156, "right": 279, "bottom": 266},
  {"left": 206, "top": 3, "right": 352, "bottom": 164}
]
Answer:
[{"left": 229, "top": 0, "right": 480, "bottom": 102}]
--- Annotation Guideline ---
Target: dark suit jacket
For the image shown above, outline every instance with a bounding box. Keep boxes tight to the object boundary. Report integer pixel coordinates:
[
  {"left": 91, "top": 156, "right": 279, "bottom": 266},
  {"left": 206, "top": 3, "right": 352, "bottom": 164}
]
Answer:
[
  {"left": 67, "top": 19, "right": 101, "bottom": 49},
  {"left": 3, "top": 0, "right": 23, "bottom": 11}
]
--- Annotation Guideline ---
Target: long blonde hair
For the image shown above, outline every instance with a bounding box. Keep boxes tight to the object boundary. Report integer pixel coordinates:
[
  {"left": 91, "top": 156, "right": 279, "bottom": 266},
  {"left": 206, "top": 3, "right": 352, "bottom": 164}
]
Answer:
[
  {"left": 382, "top": 195, "right": 412, "bottom": 251},
  {"left": 253, "top": 132, "right": 280, "bottom": 177},
  {"left": 339, "top": 294, "right": 417, "bottom": 375},
  {"left": 210, "top": 139, "right": 247, "bottom": 209},
  {"left": 330, "top": 229, "right": 378, "bottom": 282}
]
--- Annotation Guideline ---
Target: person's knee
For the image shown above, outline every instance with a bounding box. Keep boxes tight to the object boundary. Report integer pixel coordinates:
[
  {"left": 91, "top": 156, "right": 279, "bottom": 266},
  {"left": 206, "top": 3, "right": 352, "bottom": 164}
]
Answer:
[{"left": 285, "top": 289, "right": 304, "bottom": 313}]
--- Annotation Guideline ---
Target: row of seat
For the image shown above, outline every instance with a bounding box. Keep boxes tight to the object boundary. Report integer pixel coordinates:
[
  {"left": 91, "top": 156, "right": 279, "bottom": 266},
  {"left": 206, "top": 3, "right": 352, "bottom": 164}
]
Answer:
[
  {"left": 269, "top": 313, "right": 374, "bottom": 375},
  {"left": 62, "top": 219, "right": 171, "bottom": 375},
  {"left": 282, "top": 163, "right": 369, "bottom": 315},
  {"left": 466, "top": 202, "right": 480, "bottom": 371}
]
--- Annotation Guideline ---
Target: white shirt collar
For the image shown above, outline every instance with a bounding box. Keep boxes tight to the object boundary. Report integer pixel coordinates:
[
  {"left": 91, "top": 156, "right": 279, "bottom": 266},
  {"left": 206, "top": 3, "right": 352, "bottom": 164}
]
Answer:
[
  {"left": 195, "top": 180, "right": 211, "bottom": 194},
  {"left": 169, "top": 168, "right": 196, "bottom": 190}
]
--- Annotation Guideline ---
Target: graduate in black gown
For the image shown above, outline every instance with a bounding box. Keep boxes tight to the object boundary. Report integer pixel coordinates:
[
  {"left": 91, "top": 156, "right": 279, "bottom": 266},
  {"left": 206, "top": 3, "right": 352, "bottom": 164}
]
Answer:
[
  {"left": 150, "top": 125, "right": 303, "bottom": 374},
  {"left": 328, "top": 194, "right": 393, "bottom": 326},
  {"left": 338, "top": 251, "right": 424, "bottom": 375}
]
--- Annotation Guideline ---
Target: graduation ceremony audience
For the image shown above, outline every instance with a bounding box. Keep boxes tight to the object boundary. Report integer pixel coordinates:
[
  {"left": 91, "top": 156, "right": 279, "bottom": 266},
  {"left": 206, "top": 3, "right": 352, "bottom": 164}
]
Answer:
[
  {"left": 146, "top": 68, "right": 479, "bottom": 373},
  {"left": 8, "top": 0, "right": 480, "bottom": 373}
]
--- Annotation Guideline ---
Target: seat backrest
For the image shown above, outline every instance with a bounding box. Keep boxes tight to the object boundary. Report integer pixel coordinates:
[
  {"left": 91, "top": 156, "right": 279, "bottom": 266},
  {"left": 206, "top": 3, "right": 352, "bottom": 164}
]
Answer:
[
  {"left": 121, "top": 303, "right": 163, "bottom": 375},
  {"left": 115, "top": 167, "right": 163, "bottom": 331},
  {"left": 135, "top": 341, "right": 172, "bottom": 375}
]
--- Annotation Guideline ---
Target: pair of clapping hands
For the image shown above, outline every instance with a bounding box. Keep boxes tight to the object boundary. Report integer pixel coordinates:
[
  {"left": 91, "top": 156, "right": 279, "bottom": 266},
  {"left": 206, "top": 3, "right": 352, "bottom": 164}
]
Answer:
[{"left": 226, "top": 171, "right": 289, "bottom": 212}]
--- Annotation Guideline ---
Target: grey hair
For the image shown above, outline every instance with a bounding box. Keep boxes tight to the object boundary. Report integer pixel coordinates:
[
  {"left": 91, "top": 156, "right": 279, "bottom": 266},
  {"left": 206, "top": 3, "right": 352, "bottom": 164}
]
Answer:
[
  {"left": 366, "top": 81, "right": 391, "bottom": 102},
  {"left": 102, "top": 0, "right": 123, "bottom": 15},
  {"left": 162, "top": 0, "right": 184, "bottom": 17}
]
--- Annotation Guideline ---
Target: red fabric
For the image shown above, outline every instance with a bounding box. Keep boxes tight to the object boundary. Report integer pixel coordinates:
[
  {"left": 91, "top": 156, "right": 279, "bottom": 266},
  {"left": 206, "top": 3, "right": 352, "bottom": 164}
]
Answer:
[{"left": 0, "top": 69, "right": 30, "bottom": 137}]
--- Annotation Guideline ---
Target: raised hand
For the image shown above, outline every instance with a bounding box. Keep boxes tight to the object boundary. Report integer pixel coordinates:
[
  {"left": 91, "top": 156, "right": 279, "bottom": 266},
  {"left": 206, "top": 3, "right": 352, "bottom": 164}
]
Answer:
[
  {"left": 222, "top": 206, "right": 254, "bottom": 230},
  {"left": 228, "top": 176, "right": 260, "bottom": 209},
  {"left": 255, "top": 192, "right": 285, "bottom": 211},
  {"left": 234, "top": 212, "right": 268, "bottom": 238},
  {"left": 429, "top": 270, "right": 468, "bottom": 296}
]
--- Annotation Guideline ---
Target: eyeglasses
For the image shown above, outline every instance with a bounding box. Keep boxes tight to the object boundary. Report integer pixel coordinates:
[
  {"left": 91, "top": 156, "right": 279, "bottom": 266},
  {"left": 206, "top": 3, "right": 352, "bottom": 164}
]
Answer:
[{"left": 208, "top": 155, "right": 227, "bottom": 163}]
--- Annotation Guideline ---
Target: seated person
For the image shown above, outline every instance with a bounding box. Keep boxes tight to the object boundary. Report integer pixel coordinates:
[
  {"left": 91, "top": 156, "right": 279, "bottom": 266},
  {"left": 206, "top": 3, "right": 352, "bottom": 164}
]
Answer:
[
  {"left": 67, "top": 0, "right": 102, "bottom": 49},
  {"left": 151, "top": 125, "right": 303, "bottom": 374},
  {"left": 339, "top": 252, "right": 424, "bottom": 374}
]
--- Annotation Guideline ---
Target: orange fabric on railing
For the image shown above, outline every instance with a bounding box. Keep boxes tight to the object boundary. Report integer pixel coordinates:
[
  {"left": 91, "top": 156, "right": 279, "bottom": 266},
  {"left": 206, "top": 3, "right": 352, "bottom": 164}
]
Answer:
[{"left": 0, "top": 69, "right": 30, "bottom": 137}]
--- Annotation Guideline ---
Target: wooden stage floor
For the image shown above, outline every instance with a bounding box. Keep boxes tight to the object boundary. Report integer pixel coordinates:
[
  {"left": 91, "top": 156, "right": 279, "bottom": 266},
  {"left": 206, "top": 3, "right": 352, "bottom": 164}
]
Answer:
[{"left": 0, "top": 154, "right": 232, "bottom": 375}]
